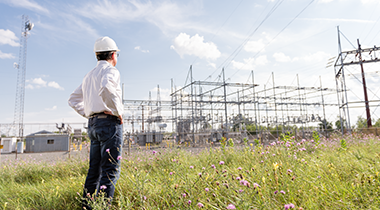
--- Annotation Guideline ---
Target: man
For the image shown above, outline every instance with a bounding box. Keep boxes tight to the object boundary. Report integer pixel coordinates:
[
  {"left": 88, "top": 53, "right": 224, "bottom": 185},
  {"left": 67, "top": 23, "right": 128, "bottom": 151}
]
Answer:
[{"left": 68, "top": 36, "right": 124, "bottom": 209}]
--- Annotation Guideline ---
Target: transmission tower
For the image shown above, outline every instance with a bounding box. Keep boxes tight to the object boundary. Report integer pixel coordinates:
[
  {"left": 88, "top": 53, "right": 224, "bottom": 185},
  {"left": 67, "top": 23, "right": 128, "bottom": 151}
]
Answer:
[{"left": 13, "top": 15, "right": 34, "bottom": 139}]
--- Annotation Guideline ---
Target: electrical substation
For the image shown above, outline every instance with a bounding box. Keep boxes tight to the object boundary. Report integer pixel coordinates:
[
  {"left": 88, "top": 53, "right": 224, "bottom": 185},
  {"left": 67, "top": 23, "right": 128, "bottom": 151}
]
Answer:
[{"left": 2, "top": 18, "right": 380, "bottom": 150}]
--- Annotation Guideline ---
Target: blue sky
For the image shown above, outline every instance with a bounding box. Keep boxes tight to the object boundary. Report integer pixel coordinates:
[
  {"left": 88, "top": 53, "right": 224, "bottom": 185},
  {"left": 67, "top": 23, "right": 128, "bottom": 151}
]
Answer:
[{"left": 1, "top": 0, "right": 380, "bottom": 134}]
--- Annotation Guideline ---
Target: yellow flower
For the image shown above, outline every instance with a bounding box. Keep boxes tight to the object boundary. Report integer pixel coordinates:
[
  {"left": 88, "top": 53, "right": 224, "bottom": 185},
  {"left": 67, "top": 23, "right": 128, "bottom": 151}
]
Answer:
[
  {"left": 273, "top": 162, "right": 279, "bottom": 170},
  {"left": 262, "top": 176, "right": 266, "bottom": 183}
]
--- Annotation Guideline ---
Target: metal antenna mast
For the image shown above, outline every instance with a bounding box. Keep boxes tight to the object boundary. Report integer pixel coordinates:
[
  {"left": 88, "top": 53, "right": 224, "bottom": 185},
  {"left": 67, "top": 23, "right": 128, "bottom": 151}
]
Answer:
[{"left": 13, "top": 15, "right": 33, "bottom": 141}]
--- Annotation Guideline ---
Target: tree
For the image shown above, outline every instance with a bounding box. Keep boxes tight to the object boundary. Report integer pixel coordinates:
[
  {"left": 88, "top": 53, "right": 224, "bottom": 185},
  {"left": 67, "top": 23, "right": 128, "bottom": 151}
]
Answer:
[
  {"left": 318, "top": 119, "right": 333, "bottom": 130},
  {"left": 356, "top": 116, "right": 368, "bottom": 129},
  {"left": 374, "top": 118, "right": 380, "bottom": 127},
  {"left": 335, "top": 118, "right": 346, "bottom": 130}
]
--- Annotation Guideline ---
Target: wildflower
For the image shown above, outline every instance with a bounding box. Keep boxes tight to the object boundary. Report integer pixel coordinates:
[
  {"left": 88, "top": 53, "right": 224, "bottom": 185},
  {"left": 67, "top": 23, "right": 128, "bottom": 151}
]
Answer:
[
  {"left": 197, "top": 203, "right": 204, "bottom": 208},
  {"left": 273, "top": 162, "right": 279, "bottom": 170},
  {"left": 190, "top": 166, "right": 194, "bottom": 169},
  {"left": 106, "top": 148, "right": 110, "bottom": 153},
  {"left": 239, "top": 189, "right": 244, "bottom": 193},
  {"left": 117, "top": 156, "right": 122, "bottom": 160},
  {"left": 280, "top": 190, "right": 285, "bottom": 194},
  {"left": 219, "top": 161, "right": 225, "bottom": 165},
  {"left": 260, "top": 160, "right": 264, "bottom": 163},
  {"left": 188, "top": 200, "right": 191, "bottom": 205},
  {"left": 274, "top": 190, "right": 278, "bottom": 194},
  {"left": 152, "top": 150, "right": 157, "bottom": 154},
  {"left": 236, "top": 177, "right": 241, "bottom": 180},
  {"left": 205, "top": 188, "right": 209, "bottom": 192},
  {"left": 211, "top": 164, "right": 215, "bottom": 168},
  {"left": 253, "top": 183, "right": 260, "bottom": 188},
  {"left": 273, "top": 154, "right": 275, "bottom": 156},
  {"left": 227, "top": 204, "right": 236, "bottom": 209},
  {"left": 202, "top": 167, "right": 205, "bottom": 170},
  {"left": 143, "top": 196, "right": 147, "bottom": 200},
  {"left": 284, "top": 203, "right": 295, "bottom": 209},
  {"left": 198, "top": 173, "right": 202, "bottom": 177},
  {"left": 237, "top": 167, "right": 242, "bottom": 170},
  {"left": 287, "top": 169, "right": 293, "bottom": 173},
  {"left": 169, "top": 172, "right": 173, "bottom": 175},
  {"left": 100, "top": 185, "right": 107, "bottom": 190},
  {"left": 182, "top": 193, "right": 186, "bottom": 197}
]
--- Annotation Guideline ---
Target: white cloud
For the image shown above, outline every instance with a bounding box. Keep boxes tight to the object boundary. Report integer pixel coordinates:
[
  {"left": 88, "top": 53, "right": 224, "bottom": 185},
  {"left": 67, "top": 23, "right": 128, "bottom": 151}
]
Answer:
[
  {"left": 31, "top": 78, "right": 47, "bottom": 86},
  {"left": 273, "top": 52, "right": 292, "bottom": 62},
  {"left": 256, "top": 55, "right": 268, "bottom": 66},
  {"left": 231, "top": 55, "right": 268, "bottom": 70},
  {"left": 244, "top": 39, "right": 266, "bottom": 53},
  {"left": 170, "top": 33, "right": 221, "bottom": 60},
  {"left": 45, "top": 106, "right": 57, "bottom": 111},
  {"left": 207, "top": 62, "right": 216, "bottom": 69},
  {"left": 48, "top": 81, "right": 64, "bottom": 90},
  {"left": 0, "top": 50, "right": 15, "bottom": 59},
  {"left": 134, "top": 46, "right": 150, "bottom": 53},
  {"left": 2, "top": 0, "right": 49, "bottom": 14},
  {"left": 299, "top": 51, "right": 330, "bottom": 62},
  {"left": 26, "top": 77, "right": 64, "bottom": 90},
  {"left": 0, "top": 29, "right": 19, "bottom": 47}
]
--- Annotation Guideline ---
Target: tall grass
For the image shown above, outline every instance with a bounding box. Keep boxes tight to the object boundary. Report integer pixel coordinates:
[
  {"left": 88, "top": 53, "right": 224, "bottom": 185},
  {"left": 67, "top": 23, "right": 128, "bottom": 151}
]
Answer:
[{"left": 1, "top": 133, "right": 380, "bottom": 209}]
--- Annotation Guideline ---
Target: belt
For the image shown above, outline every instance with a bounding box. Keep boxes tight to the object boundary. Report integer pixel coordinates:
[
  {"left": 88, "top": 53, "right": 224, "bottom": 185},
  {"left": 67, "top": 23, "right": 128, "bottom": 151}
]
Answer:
[{"left": 89, "top": 113, "right": 116, "bottom": 119}]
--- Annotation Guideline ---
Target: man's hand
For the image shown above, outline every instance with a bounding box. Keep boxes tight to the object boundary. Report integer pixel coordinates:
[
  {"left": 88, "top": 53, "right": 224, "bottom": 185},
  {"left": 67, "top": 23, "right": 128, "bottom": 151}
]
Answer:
[
  {"left": 104, "top": 111, "right": 123, "bottom": 124},
  {"left": 118, "top": 115, "right": 123, "bottom": 124}
]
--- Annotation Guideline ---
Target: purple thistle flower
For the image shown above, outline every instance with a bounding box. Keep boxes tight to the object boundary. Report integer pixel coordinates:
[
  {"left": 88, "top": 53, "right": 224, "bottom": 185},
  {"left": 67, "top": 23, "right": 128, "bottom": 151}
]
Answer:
[
  {"left": 198, "top": 172, "right": 202, "bottom": 177},
  {"left": 239, "top": 189, "right": 244, "bottom": 193},
  {"left": 280, "top": 190, "right": 285, "bottom": 194},
  {"left": 227, "top": 204, "right": 236, "bottom": 209},
  {"left": 211, "top": 164, "right": 215, "bottom": 168},
  {"left": 169, "top": 172, "right": 173, "bottom": 175},
  {"left": 190, "top": 166, "right": 194, "bottom": 169},
  {"left": 106, "top": 148, "right": 110, "bottom": 153},
  {"left": 205, "top": 188, "right": 209, "bottom": 192},
  {"left": 287, "top": 169, "right": 293, "bottom": 173},
  {"left": 182, "top": 193, "right": 186, "bottom": 197},
  {"left": 143, "top": 196, "right": 147, "bottom": 200},
  {"left": 188, "top": 200, "right": 191, "bottom": 205},
  {"left": 236, "top": 177, "right": 241, "bottom": 180},
  {"left": 253, "top": 183, "right": 260, "bottom": 188},
  {"left": 219, "top": 161, "right": 225, "bottom": 165},
  {"left": 202, "top": 167, "right": 205, "bottom": 170},
  {"left": 237, "top": 167, "right": 242, "bottom": 170},
  {"left": 117, "top": 156, "right": 122, "bottom": 160},
  {"left": 274, "top": 190, "right": 278, "bottom": 194},
  {"left": 152, "top": 150, "right": 157, "bottom": 154},
  {"left": 197, "top": 203, "right": 204, "bottom": 208},
  {"left": 100, "top": 185, "right": 107, "bottom": 190}
]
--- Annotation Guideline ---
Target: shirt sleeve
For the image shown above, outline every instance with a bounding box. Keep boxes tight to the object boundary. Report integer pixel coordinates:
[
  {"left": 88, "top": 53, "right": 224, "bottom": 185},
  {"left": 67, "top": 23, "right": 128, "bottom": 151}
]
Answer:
[
  {"left": 99, "top": 68, "right": 123, "bottom": 117},
  {"left": 68, "top": 84, "right": 86, "bottom": 117}
]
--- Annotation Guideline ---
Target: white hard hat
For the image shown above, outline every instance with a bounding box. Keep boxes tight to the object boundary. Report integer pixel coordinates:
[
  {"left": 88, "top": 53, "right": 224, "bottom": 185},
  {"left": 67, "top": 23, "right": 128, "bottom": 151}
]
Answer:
[{"left": 94, "top": 36, "right": 120, "bottom": 52}]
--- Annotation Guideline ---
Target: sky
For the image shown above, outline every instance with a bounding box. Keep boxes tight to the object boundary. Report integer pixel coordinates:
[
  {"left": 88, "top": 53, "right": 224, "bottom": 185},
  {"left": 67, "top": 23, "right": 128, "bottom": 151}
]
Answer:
[{"left": 1, "top": 0, "right": 380, "bottom": 135}]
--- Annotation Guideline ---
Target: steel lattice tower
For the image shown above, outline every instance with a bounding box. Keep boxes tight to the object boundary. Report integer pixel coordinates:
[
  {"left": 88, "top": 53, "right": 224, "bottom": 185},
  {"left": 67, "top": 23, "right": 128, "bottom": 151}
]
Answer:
[{"left": 13, "top": 15, "right": 33, "bottom": 139}]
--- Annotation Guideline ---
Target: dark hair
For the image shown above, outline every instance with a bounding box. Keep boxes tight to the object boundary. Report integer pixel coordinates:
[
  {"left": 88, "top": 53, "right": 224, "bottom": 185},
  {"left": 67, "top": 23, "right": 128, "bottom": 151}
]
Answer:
[{"left": 96, "top": 51, "right": 114, "bottom": 61}]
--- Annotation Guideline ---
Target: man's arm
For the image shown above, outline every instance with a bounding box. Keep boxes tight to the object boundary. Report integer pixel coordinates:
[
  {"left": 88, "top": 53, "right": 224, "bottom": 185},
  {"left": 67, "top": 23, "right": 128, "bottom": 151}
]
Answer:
[
  {"left": 68, "top": 84, "right": 86, "bottom": 117},
  {"left": 99, "top": 68, "right": 124, "bottom": 121}
]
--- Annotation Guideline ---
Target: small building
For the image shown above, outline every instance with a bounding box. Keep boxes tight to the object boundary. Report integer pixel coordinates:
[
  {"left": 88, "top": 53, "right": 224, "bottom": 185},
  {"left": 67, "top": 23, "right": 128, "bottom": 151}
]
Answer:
[
  {"left": 25, "top": 130, "right": 69, "bottom": 153},
  {"left": 0, "top": 137, "right": 17, "bottom": 154}
]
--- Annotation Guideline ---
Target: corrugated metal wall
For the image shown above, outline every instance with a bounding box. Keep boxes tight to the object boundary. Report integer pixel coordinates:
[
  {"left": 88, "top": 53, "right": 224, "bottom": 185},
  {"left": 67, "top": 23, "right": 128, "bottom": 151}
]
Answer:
[{"left": 25, "top": 134, "right": 69, "bottom": 153}]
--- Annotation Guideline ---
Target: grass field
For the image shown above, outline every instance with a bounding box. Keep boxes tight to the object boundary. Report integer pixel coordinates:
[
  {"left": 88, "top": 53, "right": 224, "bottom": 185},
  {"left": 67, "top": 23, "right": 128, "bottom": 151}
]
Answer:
[{"left": 1, "top": 132, "right": 380, "bottom": 209}]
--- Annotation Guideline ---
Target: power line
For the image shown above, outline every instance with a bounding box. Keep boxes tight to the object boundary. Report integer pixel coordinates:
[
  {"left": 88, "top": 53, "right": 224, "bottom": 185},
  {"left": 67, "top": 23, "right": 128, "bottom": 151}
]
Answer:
[{"left": 227, "top": 0, "right": 315, "bottom": 80}]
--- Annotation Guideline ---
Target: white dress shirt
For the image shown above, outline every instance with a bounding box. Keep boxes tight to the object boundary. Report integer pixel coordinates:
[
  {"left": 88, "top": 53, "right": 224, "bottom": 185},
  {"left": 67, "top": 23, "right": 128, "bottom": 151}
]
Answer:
[{"left": 68, "top": 60, "right": 124, "bottom": 118}]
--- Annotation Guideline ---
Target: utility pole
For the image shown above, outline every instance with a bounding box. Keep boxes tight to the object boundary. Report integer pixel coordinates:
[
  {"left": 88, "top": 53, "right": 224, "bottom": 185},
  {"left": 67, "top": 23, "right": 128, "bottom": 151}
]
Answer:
[{"left": 357, "top": 39, "right": 372, "bottom": 128}]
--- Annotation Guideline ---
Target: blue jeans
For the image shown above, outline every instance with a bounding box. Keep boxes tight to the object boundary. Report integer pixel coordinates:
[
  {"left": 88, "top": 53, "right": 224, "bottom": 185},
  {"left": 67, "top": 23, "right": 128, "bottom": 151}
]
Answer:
[{"left": 82, "top": 114, "right": 123, "bottom": 208}]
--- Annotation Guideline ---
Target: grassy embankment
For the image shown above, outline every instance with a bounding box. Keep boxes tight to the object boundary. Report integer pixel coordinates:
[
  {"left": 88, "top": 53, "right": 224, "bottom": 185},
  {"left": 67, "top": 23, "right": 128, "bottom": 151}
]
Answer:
[{"left": 1, "top": 133, "right": 380, "bottom": 209}]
